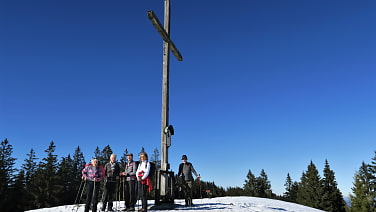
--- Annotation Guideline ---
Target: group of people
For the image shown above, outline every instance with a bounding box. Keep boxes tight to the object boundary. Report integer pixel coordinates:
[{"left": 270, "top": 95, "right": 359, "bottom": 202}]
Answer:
[{"left": 80, "top": 153, "right": 200, "bottom": 212}]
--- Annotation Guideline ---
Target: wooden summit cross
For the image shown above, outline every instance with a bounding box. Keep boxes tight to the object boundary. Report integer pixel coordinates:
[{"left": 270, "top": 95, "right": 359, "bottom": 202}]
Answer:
[{"left": 147, "top": 0, "right": 182, "bottom": 205}]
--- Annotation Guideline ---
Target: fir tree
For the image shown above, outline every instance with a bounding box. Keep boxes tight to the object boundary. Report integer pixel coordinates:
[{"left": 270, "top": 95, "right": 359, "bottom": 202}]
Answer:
[
  {"left": 244, "top": 169, "right": 256, "bottom": 196},
  {"left": 120, "top": 148, "right": 128, "bottom": 170},
  {"left": 255, "top": 169, "right": 273, "bottom": 198},
  {"left": 226, "top": 186, "right": 245, "bottom": 196},
  {"left": 21, "top": 148, "right": 39, "bottom": 210},
  {"left": 284, "top": 173, "right": 298, "bottom": 202},
  {"left": 139, "top": 147, "right": 145, "bottom": 157},
  {"left": 57, "top": 154, "right": 76, "bottom": 204},
  {"left": 10, "top": 169, "right": 27, "bottom": 212},
  {"left": 29, "top": 141, "right": 63, "bottom": 208},
  {"left": 369, "top": 151, "right": 376, "bottom": 210},
  {"left": 22, "top": 148, "right": 38, "bottom": 187},
  {"left": 350, "top": 161, "right": 375, "bottom": 212},
  {"left": 0, "top": 138, "right": 17, "bottom": 211},
  {"left": 297, "top": 161, "right": 323, "bottom": 209},
  {"left": 94, "top": 146, "right": 103, "bottom": 165},
  {"left": 101, "top": 144, "right": 113, "bottom": 165},
  {"left": 72, "top": 146, "right": 86, "bottom": 180},
  {"left": 151, "top": 148, "right": 161, "bottom": 169},
  {"left": 320, "top": 159, "right": 346, "bottom": 212}
]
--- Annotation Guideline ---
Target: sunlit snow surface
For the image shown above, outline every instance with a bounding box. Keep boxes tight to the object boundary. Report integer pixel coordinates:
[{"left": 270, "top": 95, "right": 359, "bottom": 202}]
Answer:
[{"left": 26, "top": 196, "right": 325, "bottom": 212}]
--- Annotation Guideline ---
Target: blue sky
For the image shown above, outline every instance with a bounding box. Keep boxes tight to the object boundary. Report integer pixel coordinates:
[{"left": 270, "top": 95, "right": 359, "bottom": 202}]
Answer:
[{"left": 1, "top": 0, "right": 375, "bottom": 196}]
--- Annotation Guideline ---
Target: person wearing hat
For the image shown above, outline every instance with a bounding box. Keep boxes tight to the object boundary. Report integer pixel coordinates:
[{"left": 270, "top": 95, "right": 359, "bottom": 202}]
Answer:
[
  {"left": 120, "top": 153, "right": 138, "bottom": 211},
  {"left": 178, "top": 154, "right": 200, "bottom": 206}
]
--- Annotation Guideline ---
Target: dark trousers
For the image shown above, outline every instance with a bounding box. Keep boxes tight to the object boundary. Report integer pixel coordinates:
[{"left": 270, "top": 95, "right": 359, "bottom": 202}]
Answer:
[
  {"left": 101, "top": 181, "right": 117, "bottom": 211},
  {"left": 124, "top": 180, "right": 137, "bottom": 209},
  {"left": 138, "top": 181, "right": 148, "bottom": 210},
  {"left": 85, "top": 181, "right": 100, "bottom": 212},
  {"left": 184, "top": 181, "right": 193, "bottom": 206}
]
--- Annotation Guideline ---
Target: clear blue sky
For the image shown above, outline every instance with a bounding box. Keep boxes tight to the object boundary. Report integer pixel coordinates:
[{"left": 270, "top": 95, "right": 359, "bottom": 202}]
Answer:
[{"left": 1, "top": 0, "right": 375, "bottom": 196}]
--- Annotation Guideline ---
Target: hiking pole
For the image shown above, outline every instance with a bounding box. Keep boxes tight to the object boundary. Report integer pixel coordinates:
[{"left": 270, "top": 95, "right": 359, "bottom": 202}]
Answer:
[
  {"left": 92, "top": 178, "right": 97, "bottom": 211},
  {"left": 123, "top": 176, "right": 126, "bottom": 204},
  {"left": 74, "top": 179, "right": 84, "bottom": 204},
  {"left": 101, "top": 179, "right": 107, "bottom": 211},
  {"left": 199, "top": 174, "right": 202, "bottom": 199},
  {"left": 73, "top": 179, "right": 86, "bottom": 212}
]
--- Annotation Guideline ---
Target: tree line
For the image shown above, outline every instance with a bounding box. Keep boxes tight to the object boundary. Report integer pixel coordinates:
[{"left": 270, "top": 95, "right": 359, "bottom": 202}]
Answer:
[
  {"left": 226, "top": 152, "right": 376, "bottom": 212},
  {"left": 1, "top": 138, "right": 375, "bottom": 212}
]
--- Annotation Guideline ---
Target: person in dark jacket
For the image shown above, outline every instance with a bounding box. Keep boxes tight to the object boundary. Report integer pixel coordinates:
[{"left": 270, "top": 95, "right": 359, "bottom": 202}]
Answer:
[
  {"left": 101, "top": 154, "right": 120, "bottom": 211},
  {"left": 178, "top": 154, "right": 200, "bottom": 206},
  {"left": 82, "top": 158, "right": 104, "bottom": 212},
  {"left": 120, "top": 153, "right": 138, "bottom": 211}
]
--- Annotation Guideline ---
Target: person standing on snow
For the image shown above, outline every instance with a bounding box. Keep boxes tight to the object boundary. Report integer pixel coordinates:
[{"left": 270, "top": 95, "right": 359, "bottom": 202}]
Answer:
[
  {"left": 82, "top": 158, "right": 105, "bottom": 212},
  {"left": 136, "top": 152, "right": 152, "bottom": 212},
  {"left": 120, "top": 153, "right": 138, "bottom": 211},
  {"left": 101, "top": 154, "right": 120, "bottom": 211},
  {"left": 178, "top": 154, "right": 200, "bottom": 206}
]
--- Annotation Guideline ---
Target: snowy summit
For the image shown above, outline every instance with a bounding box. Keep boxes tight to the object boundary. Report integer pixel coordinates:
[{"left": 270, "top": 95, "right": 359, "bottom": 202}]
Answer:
[{"left": 26, "top": 196, "right": 325, "bottom": 212}]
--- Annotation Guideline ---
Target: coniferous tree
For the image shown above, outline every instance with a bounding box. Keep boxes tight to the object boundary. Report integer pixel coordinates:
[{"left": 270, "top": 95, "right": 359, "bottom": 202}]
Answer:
[
  {"left": 244, "top": 169, "right": 256, "bottom": 196},
  {"left": 369, "top": 151, "right": 376, "bottom": 210},
  {"left": 94, "top": 146, "right": 103, "bottom": 165},
  {"left": 0, "top": 138, "right": 17, "bottom": 212},
  {"left": 350, "top": 161, "right": 375, "bottom": 212},
  {"left": 297, "top": 161, "right": 323, "bottom": 209},
  {"left": 72, "top": 146, "right": 86, "bottom": 204},
  {"left": 22, "top": 148, "right": 38, "bottom": 187},
  {"left": 57, "top": 154, "right": 76, "bottom": 204},
  {"left": 151, "top": 148, "right": 161, "bottom": 169},
  {"left": 9, "top": 169, "right": 27, "bottom": 212},
  {"left": 29, "top": 141, "right": 63, "bottom": 208},
  {"left": 320, "top": 159, "right": 346, "bottom": 212},
  {"left": 101, "top": 145, "right": 113, "bottom": 165},
  {"left": 139, "top": 147, "right": 145, "bottom": 157},
  {"left": 284, "top": 173, "right": 298, "bottom": 202},
  {"left": 72, "top": 146, "right": 86, "bottom": 182},
  {"left": 255, "top": 169, "right": 273, "bottom": 198},
  {"left": 120, "top": 148, "right": 129, "bottom": 170},
  {"left": 226, "top": 186, "right": 245, "bottom": 196},
  {"left": 21, "top": 148, "right": 39, "bottom": 210}
]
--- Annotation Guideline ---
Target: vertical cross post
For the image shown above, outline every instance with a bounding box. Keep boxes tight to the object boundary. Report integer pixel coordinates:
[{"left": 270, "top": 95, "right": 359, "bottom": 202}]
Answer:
[{"left": 147, "top": 0, "right": 182, "bottom": 206}]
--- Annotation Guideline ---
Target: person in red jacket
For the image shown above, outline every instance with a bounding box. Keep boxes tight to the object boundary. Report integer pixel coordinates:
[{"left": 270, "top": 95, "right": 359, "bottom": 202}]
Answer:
[{"left": 82, "top": 158, "right": 104, "bottom": 212}]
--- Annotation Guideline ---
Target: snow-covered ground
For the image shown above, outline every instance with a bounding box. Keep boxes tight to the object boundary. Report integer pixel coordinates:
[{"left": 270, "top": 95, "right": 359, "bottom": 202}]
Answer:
[{"left": 26, "top": 196, "right": 325, "bottom": 212}]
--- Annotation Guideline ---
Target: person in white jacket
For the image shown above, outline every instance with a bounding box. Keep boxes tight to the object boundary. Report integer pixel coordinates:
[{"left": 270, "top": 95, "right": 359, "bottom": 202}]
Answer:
[{"left": 136, "top": 152, "right": 151, "bottom": 212}]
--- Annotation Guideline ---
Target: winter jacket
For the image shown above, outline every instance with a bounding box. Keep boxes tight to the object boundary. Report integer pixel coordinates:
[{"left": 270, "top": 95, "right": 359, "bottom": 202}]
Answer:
[
  {"left": 125, "top": 160, "right": 138, "bottom": 181},
  {"left": 178, "top": 162, "right": 198, "bottom": 181},
  {"left": 82, "top": 165, "right": 104, "bottom": 181},
  {"left": 136, "top": 161, "right": 150, "bottom": 181},
  {"left": 103, "top": 162, "right": 120, "bottom": 182}
]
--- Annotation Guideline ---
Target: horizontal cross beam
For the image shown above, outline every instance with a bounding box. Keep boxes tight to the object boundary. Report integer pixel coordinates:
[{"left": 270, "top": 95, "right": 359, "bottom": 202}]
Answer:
[{"left": 147, "top": 10, "right": 183, "bottom": 61}]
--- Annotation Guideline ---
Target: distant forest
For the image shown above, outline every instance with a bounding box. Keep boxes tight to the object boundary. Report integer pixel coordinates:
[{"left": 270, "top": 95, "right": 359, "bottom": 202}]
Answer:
[{"left": 1, "top": 138, "right": 375, "bottom": 212}]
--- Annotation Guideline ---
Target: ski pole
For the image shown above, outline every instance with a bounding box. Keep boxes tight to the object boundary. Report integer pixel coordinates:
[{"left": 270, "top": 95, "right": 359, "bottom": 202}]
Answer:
[
  {"left": 73, "top": 179, "right": 86, "bottom": 212},
  {"left": 79, "top": 179, "right": 87, "bottom": 203},
  {"left": 101, "top": 179, "right": 107, "bottom": 210},
  {"left": 74, "top": 179, "right": 84, "bottom": 204},
  {"left": 92, "top": 178, "right": 97, "bottom": 210}
]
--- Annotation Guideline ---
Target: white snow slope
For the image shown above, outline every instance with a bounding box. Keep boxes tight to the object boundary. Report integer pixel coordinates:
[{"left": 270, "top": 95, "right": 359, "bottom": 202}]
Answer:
[{"left": 26, "top": 196, "right": 325, "bottom": 212}]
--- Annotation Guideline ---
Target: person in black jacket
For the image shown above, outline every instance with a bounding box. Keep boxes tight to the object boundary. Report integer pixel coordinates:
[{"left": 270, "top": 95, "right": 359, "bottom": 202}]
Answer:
[
  {"left": 177, "top": 154, "right": 200, "bottom": 206},
  {"left": 101, "top": 154, "right": 120, "bottom": 211}
]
